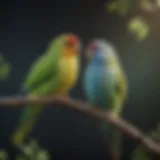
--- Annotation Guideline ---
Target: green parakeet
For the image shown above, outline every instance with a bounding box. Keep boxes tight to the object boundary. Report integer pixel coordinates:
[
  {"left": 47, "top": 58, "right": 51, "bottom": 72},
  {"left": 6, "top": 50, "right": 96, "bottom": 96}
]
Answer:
[{"left": 11, "top": 33, "right": 81, "bottom": 148}]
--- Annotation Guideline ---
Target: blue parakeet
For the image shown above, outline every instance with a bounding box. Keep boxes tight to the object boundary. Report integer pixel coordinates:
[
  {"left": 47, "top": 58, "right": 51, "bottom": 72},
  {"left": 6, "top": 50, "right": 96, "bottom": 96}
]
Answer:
[{"left": 83, "top": 39, "right": 128, "bottom": 157}]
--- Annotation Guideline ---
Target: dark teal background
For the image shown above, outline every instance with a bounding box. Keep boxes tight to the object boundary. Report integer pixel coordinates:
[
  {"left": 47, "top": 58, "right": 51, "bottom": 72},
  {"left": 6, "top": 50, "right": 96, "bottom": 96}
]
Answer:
[{"left": 0, "top": 0, "right": 160, "bottom": 159}]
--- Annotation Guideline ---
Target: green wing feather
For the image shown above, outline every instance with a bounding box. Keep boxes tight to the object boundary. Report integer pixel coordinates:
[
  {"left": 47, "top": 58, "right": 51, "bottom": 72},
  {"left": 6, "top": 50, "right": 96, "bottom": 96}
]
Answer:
[
  {"left": 113, "top": 66, "right": 128, "bottom": 116},
  {"left": 12, "top": 44, "right": 61, "bottom": 147},
  {"left": 111, "top": 66, "right": 128, "bottom": 159},
  {"left": 23, "top": 44, "right": 61, "bottom": 91}
]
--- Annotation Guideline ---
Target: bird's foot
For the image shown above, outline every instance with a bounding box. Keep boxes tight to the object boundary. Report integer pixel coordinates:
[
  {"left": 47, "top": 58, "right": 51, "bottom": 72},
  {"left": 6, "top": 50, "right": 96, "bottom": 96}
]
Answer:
[{"left": 105, "top": 111, "right": 118, "bottom": 120}]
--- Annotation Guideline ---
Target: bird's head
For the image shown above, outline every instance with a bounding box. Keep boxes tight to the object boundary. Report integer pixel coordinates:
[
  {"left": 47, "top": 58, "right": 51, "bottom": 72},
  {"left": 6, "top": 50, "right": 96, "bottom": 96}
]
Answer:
[
  {"left": 56, "top": 33, "right": 81, "bottom": 58},
  {"left": 86, "top": 39, "right": 119, "bottom": 65},
  {"left": 46, "top": 33, "right": 81, "bottom": 58}
]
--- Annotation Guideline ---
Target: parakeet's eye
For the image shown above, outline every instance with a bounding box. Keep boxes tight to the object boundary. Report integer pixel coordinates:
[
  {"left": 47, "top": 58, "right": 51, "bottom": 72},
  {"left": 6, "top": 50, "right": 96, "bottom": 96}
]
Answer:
[
  {"left": 88, "top": 43, "right": 98, "bottom": 53},
  {"left": 65, "top": 41, "right": 74, "bottom": 47},
  {"left": 88, "top": 44, "right": 97, "bottom": 54},
  {"left": 65, "top": 35, "right": 79, "bottom": 48}
]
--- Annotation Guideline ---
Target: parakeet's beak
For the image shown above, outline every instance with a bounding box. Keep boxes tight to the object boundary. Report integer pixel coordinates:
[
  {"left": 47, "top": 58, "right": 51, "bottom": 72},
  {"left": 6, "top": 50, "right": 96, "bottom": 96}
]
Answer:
[
  {"left": 75, "top": 43, "right": 81, "bottom": 53},
  {"left": 69, "top": 43, "right": 81, "bottom": 56},
  {"left": 64, "top": 35, "right": 81, "bottom": 57},
  {"left": 85, "top": 43, "right": 96, "bottom": 59},
  {"left": 64, "top": 43, "right": 81, "bottom": 57},
  {"left": 69, "top": 35, "right": 81, "bottom": 55},
  {"left": 85, "top": 48, "right": 92, "bottom": 59}
]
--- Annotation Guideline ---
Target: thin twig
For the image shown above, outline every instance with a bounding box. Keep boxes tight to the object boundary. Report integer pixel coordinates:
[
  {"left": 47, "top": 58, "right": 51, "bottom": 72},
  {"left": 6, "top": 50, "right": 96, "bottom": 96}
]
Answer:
[{"left": 0, "top": 95, "right": 160, "bottom": 155}]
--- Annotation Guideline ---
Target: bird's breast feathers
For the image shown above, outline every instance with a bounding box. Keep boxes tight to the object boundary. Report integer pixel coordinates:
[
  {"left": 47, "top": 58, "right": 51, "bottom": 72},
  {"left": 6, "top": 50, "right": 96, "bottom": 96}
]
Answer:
[{"left": 56, "top": 56, "right": 79, "bottom": 94}]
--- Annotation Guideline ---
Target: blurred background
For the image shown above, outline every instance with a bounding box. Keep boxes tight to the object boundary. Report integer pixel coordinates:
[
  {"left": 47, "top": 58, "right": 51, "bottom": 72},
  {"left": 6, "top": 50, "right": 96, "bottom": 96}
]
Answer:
[{"left": 0, "top": 0, "right": 160, "bottom": 159}]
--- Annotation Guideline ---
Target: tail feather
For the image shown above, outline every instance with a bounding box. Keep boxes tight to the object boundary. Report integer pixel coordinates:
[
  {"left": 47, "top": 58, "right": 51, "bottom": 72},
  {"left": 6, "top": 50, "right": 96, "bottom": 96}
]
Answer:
[
  {"left": 102, "top": 122, "right": 114, "bottom": 146},
  {"left": 11, "top": 104, "right": 43, "bottom": 148},
  {"left": 102, "top": 122, "right": 122, "bottom": 159},
  {"left": 112, "top": 130, "right": 122, "bottom": 160}
]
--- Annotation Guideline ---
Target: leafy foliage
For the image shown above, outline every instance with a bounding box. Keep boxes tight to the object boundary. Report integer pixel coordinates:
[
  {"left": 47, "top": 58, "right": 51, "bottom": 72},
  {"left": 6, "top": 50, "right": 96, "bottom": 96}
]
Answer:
[
  {"left": 106, "top": 0, "right": 160, "bottom": 40},
  {"left": 106, "top": 0, "right": 130, "bottom": 16},
  {"left": 16, "top": 140, "right": 51, "bottom": 160},
  {"left": 0, "top": 140, "right": 50, "bottom": 160},
  {"left": 0, "top": 150, "right": 8, "bottom": 160},
  {"left": 0, "top": 54, "right": 11, "bottom": 81},
  {"left": 131, "top": 122, "right": 160, "bottom": 160},
  {"left": 128, "top": 16, "right": 149, "bottom": 41},
  {"left": 131, "top": 146, "right": 150, "bottom": 160}
]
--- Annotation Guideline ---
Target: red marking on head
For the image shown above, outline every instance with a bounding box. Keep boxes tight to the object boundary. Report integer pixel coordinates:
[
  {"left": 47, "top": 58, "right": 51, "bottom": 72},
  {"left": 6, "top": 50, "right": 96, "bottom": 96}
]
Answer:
[
  {"left": 68, "top": 35, "right": 79, "bottom": 45},
  {"left": 88, "top": 43, "right": 97, "bottom": 52}
]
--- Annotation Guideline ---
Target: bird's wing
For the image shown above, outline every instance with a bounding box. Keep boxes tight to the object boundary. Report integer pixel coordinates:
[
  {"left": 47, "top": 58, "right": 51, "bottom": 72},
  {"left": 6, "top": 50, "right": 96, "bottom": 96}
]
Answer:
[
  {"left": 23, "top": 52, "right": 60, "bottom": 93},
  {"left": 113, "top": 66, "right": 128, "bottom": 115}
]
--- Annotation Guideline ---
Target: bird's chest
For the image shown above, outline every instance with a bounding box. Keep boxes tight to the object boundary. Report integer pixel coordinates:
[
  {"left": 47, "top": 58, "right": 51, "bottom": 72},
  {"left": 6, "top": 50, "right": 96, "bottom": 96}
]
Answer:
[
  {"left": 57, "top": 57, "right": 79, "bottom": 93},
  {"left": 84, "top": 65, "right": 116, "bottom": 107}
]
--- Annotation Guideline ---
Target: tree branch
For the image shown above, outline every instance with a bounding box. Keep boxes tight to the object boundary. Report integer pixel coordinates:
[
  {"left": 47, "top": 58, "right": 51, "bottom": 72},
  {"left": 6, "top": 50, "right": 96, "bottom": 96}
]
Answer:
[{"left": 0, "top": 95, "right": 160, "bottom": 155}]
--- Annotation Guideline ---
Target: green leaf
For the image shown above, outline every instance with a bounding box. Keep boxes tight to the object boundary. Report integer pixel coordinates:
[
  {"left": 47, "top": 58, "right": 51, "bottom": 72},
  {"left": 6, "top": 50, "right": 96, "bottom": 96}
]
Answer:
[
  {"left": 132, "top": 122, "right": 160, "bottom": 160},
  {"left": 16, "top": 139, "right": 51, "bottom": 160},
  {"left": 140, "top": 0, "right": 152, "bottom": 11},
  {"left": 140, "top": 0, "right": 160, "bottom": 12},
  {"left": 37, "top": 150, "right": 51, "bottom": 160},
  {"left": 0, "top": 150, "right": 8, "bottom": 160},
  {"left": 0, "top": 55, "right": 11, "bottom": 81},
  {"left": 106, "top": 0, "right": 130, "bottom": 16},
  {"left": 128, "top": 16, "right": 149, "bottom": 41},
  {"left": 107, "top": 1, "right": 119, "bottom": 13},
  {"left": 131, "top": 146, "right": 150, "bottom": 160},
  {"left": 0, "top": 64, "right": 10, "bottom": 80}
]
